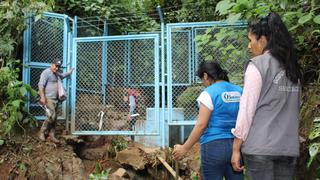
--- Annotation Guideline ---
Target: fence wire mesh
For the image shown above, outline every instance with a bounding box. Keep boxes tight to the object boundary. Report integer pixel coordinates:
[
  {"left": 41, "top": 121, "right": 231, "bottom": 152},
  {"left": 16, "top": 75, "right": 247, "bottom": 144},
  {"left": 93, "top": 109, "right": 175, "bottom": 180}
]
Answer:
[
  {"left": 74, "top": 38, "right": 159, "bottom": 134},
  {"left": 31, "top": 16, "right": 64, "bottom": 63},
  {"left": 28, "top": 16, "right": 65, "bottom": 117},
  {"left": 169, "top": 25, "right": 248, "bottom": 122}
]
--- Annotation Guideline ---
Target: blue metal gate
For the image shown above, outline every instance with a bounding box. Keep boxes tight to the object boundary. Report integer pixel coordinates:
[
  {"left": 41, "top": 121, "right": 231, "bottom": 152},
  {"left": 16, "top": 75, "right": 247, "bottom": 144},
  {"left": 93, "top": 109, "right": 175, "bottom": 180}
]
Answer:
[
  {"left": 70, "top": 34, "right": 160, "bottom": 136},
  {"left": 23, "top": 12, "right": 71, "bottom": 121},
  {"left": 23, "top": 12, "right": 249, "bottom": 148},
  {"left": 165, "top": 22, "right": 248, "bottom": 146}
]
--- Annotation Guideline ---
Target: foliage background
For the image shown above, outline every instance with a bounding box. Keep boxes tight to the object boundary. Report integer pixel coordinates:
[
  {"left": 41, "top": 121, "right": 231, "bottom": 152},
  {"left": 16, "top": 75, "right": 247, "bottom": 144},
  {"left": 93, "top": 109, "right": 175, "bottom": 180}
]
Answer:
[{"left": 0, "top": 0, "right": 319, "bottom": 178}]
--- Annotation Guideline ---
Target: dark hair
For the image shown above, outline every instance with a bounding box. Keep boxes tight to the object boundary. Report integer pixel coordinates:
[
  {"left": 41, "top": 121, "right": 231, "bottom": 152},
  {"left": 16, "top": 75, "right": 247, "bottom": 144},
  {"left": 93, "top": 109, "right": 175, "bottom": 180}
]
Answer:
[
  {"left": 249, "top": 12, "right": 301, "bottom": 83},
  {"left": 197, "top": 61, "right": 229, "bottom": 82}
]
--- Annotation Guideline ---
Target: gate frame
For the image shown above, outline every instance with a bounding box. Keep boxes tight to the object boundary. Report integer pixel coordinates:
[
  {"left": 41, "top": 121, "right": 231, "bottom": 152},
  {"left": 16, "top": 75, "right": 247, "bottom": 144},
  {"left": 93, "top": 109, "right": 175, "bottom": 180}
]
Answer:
[
  {"left": 70, "top": 34, "right": 161, "bottom": 136},
  {"left": 23, "top": 11, "right": 248, "bottom": 148},
  {"left": 165, "top": 21, "right": 247, "bottom": 146},
  {"left": 23, "top": 12, "right": 71, "bottom": 123}
]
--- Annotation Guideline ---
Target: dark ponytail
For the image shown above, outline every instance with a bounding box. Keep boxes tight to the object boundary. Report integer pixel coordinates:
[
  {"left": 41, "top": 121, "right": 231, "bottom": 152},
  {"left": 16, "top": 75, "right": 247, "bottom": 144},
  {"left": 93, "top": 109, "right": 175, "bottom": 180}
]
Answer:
[
  {"left": 249, "top": 12, "right": 302, "bottom": 83},
  {"left": 197, "top": 61, "right": 229, "bottom": 82}
]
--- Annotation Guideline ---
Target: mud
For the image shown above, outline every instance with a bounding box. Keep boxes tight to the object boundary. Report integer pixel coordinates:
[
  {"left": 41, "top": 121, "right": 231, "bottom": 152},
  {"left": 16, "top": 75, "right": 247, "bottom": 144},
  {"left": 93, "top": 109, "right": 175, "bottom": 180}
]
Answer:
[{"left": 0, "top": 125, "right": 201, "bottom": 180}]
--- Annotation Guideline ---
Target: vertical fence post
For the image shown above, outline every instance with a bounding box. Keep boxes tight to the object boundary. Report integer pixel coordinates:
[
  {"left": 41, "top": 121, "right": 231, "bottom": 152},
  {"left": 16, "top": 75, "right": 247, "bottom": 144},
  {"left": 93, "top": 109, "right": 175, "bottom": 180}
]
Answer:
[
  {"left": 23, "top": 13, "right": 32, "bottom": 112},
  {"left": 157, "top": 5, "right": 167, "bottom": 148},
  {"left": 102, "top": 20, "right": 108, "bottom": 104},
  {"left": 71, "top": 16, "right": 78, "bottom": 133}
]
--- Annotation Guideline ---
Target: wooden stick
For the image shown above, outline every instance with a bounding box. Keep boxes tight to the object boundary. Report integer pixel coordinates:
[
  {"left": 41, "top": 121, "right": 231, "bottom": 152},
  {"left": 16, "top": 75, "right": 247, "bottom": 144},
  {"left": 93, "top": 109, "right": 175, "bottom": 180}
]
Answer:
[
  {"left": 157, "top": 156, "right": 183, "bottom": 180},
  {"left": 175, "top": 160, "right": 179, "bottom": 180}
]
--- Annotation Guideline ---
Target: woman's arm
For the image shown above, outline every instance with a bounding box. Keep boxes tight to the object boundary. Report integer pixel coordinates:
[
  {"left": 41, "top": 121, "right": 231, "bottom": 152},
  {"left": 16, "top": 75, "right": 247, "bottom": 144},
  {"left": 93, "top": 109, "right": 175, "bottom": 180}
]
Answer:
[
  {"left": 231, "top": 63, "right": 262, "bottom": 171},
  {"left": 173, "top": 103, "right": 211, "bottom": 160}
]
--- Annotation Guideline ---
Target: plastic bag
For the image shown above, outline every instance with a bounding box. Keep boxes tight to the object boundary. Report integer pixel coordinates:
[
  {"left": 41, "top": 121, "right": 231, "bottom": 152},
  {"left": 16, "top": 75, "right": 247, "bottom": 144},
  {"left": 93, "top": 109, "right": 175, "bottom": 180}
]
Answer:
[{"left": 57, "top": 78, "right": 67, "bottom": 101}]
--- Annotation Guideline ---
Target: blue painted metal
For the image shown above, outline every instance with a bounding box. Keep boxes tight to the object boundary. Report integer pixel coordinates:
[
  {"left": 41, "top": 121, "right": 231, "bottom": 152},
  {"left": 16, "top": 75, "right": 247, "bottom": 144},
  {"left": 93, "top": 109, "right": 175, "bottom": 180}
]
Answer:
[
  {"left": 166, "top": 21, "right": 247, "bottom": 129},
  {"left": 126, "top": 40, "right": 131, "bottom": 85},
  {"left": 70, "top": 36, "right": 77, "bottom": 133},
  {"left": 157, "top": 5, "right": 167, "bottom": 148},
  {"left": 23, "top": 12, "right": 71, "bottom": 121},
  {"left": 24, "top": 11, "right": 248, "bottom": 147},
  {"left": 23, "top": 14, "right": 32, "bottom": 111},
  {"left": 74, "top": 34, "right": 158, "bottom": 42},
  {"left": 71, "top": 33, "right": 160, "bottom": 135},
  {"left": 43, "top": 12, "right": 68, "bottom": 19},
  {"left": 101, "top": 20, "right": 108, "bottom": 104},
  {"left": 71, "top": 16, "right": 78, "bottom": 131}
]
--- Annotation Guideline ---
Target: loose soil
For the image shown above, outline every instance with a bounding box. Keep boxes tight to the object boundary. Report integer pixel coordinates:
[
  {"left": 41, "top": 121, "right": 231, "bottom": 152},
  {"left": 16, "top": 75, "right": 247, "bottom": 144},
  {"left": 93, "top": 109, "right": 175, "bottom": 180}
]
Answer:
[{"left": 0, "top": 124, "right": 201, "bottom": 180}]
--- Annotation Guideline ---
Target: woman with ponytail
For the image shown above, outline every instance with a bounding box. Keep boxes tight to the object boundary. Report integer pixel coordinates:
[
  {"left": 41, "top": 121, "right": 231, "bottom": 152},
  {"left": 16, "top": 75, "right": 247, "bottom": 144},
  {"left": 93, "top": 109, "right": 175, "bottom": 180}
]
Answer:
[
  {"left": 231, "top": 12, "right": 302, "bottom": 180},
  {"left": 173, "top": 61, "right": 243, "bottom": 180}
]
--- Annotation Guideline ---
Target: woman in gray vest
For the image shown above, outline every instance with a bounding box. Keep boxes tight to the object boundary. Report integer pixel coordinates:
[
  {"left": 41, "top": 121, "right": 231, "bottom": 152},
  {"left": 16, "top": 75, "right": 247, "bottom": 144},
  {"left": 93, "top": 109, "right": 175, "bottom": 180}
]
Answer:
[{"left": 231, "top": 12, "right": 302, "bottom": 179}]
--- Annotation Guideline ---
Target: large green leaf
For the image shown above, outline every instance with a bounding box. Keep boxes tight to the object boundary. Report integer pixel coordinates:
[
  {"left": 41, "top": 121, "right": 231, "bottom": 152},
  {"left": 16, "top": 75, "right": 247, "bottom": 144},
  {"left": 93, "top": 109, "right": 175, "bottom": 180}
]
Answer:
[
  {"left": 226, "top": 13, "right": 242, "bottom": 25},
  {"left": 19, "top": 86, "right": 27, "bottom": 96},
  {"left": 314, "top": 15, "right": 320, "bottom": 24},
  {"left": 298, "top": 13, "right": 313, "bottom": 24},
  {"left": 309, "top": 143, "right": 320, "bottom": 157},
  {"left": 215, "top": 0, "right": 235, "bottom": 15},
  {"left": 308, "top": 143, "right": 320, "bottom": 167},
  {"left": 11, "top": 100, "right": 22, "bottom": 108},
  {"left": 309, "top": 128, "right": 320, "bottom": 140}
]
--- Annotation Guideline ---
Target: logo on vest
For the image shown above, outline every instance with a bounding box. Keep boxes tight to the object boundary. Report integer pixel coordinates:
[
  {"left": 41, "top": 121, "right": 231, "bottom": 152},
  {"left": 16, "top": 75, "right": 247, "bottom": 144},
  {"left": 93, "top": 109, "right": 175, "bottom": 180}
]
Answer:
[{"left": 222, "top": 91, "right": 241, "bottom": 103}]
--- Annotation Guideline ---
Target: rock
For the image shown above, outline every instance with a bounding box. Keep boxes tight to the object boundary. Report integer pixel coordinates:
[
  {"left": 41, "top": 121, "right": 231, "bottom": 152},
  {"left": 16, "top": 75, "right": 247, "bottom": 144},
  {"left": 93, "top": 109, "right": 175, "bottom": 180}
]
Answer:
[
  {"left": 80, "top": 144, "right": 110, "bottom": 160},
  {"left": 109, "top": 174, "right": 129, "bottom": 180},
  {"left": 112, "top": 168, "right": 128, "bottom": 177},
  {"left": 116, "top": 147, "right": 146, "bottom": 170}
]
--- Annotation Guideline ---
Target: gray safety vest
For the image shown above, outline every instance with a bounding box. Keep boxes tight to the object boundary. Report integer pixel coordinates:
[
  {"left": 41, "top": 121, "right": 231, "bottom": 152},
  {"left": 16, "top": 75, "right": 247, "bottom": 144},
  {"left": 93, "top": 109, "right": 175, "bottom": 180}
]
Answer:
[{"left": 242, "top": 52, "right": 300, "bottom": 157}]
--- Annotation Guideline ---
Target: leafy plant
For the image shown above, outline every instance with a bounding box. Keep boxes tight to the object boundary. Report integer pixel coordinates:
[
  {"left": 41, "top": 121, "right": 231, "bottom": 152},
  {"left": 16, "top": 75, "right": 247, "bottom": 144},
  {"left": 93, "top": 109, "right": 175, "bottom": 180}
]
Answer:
[
  {"left": 308, "top": 118, "right": 320, "bottom": 168},
  {"left": 56, "top": 0, "right": 160, "bottom": 33},
  {"left": 176, "top": 86, "right": 203, "bottom": 109},
  {"left": 210, "top": 0, "right": 320, "bottom": 178},
  {"left": 0, "top": 0, "right": 54, "bottom": 60},
  {"left": 0, "top": 0, "right": 52, "bottom": 138},
  {"left": 0, "top": 59, "right": 38, "bottom": 137},
  {"left": 195, "top": 26, "right": 248, "bottom": 85},
  {"left": 109, "top": 136, "right": 128, "bottom": 156},
  {"left": 89, "top": 162, "right": 111, "bottom": 180}
]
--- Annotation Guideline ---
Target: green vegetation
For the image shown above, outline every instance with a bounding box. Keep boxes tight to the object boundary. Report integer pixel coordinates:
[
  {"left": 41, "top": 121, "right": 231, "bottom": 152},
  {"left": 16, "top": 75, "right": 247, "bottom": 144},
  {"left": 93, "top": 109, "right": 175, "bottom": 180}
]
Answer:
[
  {"left": 89, "top": 163, "right": 111, "bottom": 180},
  {"left": 0, "top": 0, "right": 319, "bottom": 178},
  {"left": 0, "top": 0, "right": 53, "bottom": 138},
  {"left": 207, "top": 1, "right": 320, "bottom": 178}
]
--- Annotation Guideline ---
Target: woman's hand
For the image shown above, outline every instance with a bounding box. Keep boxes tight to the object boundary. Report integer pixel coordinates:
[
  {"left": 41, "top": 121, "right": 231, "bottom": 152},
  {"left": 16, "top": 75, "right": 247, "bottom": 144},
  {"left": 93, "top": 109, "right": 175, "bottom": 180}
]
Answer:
[
  {"left": 231, "top": 150, "right": 244, "bottom": 172},
  {"left": 172, "top": 144, "right": 188, "bottom": 160}
]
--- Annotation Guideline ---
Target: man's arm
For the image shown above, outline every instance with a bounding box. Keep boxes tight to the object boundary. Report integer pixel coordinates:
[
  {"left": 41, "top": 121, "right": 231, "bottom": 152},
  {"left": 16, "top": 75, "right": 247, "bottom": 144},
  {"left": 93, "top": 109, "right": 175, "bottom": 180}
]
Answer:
[
  {"left": 38, "top": 70, "right": 48, "bottom": 106},
  {"left": 39, "top": 87, "right": 46, "bottom": 105},
  {"left": 58, "top": 68, "right": 74, "bottom": 80}
]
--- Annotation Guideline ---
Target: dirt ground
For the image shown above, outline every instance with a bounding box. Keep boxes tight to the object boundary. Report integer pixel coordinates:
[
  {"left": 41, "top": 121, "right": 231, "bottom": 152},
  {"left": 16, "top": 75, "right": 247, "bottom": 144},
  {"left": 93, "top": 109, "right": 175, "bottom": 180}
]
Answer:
[{"left": 0, "top": 124, "right": 201, "bottom": 180}]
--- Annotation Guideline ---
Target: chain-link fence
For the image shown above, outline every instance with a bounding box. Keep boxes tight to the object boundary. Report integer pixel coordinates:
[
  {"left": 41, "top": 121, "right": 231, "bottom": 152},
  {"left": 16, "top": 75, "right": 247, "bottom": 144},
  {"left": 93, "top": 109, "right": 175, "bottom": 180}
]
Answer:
[
  {"left": 167, "top": 23, "right": 248, "bottom": 125},
  {"left": 24, "top": 12, "right": 250, "bottom": 146},
  {"left": 72, "top": 35, "right": 160, "bottom": 135},
  {"left": 25, "top": 13, "right": 68, "bottom": 119}
]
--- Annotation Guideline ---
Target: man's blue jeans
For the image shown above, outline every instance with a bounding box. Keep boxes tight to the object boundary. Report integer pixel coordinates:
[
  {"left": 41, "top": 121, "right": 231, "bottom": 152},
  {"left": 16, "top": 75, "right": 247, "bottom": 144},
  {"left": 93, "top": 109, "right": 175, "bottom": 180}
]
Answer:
[
  {"left": 201, "top": 139, "right": 243, "bottom": 180},
  {"left": 243, "top": 154, "right": 297, "bottom": 180}
]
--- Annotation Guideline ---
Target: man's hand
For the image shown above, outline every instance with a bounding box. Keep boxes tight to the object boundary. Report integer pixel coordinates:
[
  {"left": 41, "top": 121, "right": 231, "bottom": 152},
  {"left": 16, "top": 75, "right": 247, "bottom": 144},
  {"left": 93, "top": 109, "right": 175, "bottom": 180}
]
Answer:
[
  {"left": 172, "top": 144, "right": 188, "bottom": 160},
  {"left": 68, "top": 68, "right": 75, "bottom": 74},
  {"left": 231, "top": 150, "right": 244, "bottom": 172},
  {"left": 39, "top": 96, "right": 46, "bottom": 106}
]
